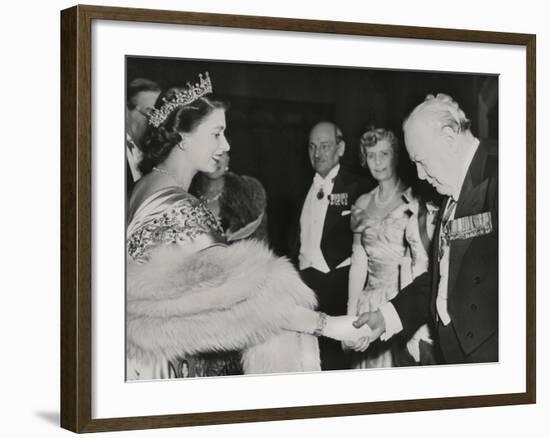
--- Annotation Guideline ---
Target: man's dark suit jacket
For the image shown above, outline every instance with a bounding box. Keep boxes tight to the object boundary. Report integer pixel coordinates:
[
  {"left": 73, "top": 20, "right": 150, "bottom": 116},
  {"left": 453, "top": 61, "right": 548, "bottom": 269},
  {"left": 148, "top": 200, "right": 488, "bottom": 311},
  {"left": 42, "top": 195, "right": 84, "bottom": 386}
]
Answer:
[
  {"left": 288, "top": 166, "right": 374, "bottom": 271},
  {"left": 126, "top": 160, "right": 135, "bottom": 201},
  {"left": 391, "top": 141, "right": 498, "bottom": 362}
]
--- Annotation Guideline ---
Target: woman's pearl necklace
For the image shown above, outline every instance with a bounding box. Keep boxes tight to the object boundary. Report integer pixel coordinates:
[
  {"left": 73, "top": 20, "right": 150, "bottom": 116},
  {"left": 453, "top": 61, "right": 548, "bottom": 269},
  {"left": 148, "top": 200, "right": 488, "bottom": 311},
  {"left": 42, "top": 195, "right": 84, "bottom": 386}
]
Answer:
[
  {"left": 201, "top": 192, "right": 223, "bottom": 204},
  {"left": 152, "top": 166, "right": 185, "bottom": 188},
  {"left": 374, "top": 181, "right": 400, "bottom": 207}
]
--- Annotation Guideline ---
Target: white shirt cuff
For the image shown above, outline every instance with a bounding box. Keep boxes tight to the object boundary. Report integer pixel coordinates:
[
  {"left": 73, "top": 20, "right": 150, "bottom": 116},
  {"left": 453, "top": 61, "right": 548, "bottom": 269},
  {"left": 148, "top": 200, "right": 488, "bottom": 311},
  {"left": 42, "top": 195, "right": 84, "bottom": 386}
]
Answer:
[
  {"left": 379, "top": 302, "right": 403, "bottom": 341},
  {"left": 335, "top": 257, "right": 351, "bottom": 269}
]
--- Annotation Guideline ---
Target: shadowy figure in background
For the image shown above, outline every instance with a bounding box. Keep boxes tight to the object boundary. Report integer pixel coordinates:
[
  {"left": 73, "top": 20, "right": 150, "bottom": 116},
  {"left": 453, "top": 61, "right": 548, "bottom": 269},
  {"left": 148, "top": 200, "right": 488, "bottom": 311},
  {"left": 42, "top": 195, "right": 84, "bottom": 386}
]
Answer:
[{"left": 190, "top": 151, "right": 268, "bottom": 244}]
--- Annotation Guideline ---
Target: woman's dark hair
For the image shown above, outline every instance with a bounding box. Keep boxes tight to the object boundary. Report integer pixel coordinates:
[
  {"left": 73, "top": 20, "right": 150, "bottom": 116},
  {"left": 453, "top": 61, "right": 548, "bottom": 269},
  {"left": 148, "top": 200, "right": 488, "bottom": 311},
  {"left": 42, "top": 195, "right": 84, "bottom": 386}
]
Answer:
[
  {"left": 139, "top": 88, "right": 227, "bottom": 175},
  {"left": 358, "top": 126, "right": 400, "bottom": 169}
]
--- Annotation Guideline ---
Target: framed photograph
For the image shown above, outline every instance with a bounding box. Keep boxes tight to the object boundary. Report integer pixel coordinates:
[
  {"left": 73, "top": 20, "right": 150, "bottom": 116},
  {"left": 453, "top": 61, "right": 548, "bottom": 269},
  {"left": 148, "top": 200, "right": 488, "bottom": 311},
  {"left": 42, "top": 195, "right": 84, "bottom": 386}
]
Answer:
[{"left": 60, "top": 4, "right": 536, "bottom": 433}]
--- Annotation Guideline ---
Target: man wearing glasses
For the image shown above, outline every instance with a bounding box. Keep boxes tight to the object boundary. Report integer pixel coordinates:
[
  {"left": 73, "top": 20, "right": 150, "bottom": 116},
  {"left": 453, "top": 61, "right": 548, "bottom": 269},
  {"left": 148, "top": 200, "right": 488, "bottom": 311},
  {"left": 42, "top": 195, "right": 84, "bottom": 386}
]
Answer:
[{"left": 290, "top": 121, "right": 373, "bottom": 370}]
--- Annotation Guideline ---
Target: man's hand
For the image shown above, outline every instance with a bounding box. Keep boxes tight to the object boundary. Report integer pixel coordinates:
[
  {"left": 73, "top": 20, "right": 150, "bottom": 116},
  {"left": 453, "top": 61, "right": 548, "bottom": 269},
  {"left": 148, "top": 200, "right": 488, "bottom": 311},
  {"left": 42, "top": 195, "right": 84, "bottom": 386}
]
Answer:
[{"left": 351, "top": 310, "right": 386, "bottom": 352}]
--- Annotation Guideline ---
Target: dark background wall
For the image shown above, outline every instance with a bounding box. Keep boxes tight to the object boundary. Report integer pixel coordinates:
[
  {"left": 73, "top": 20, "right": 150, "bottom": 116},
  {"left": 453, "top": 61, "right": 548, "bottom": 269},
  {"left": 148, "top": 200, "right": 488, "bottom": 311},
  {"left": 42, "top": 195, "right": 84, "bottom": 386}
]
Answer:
[{"left": 127, "top": 56, "right": 498, "bottom": 255}]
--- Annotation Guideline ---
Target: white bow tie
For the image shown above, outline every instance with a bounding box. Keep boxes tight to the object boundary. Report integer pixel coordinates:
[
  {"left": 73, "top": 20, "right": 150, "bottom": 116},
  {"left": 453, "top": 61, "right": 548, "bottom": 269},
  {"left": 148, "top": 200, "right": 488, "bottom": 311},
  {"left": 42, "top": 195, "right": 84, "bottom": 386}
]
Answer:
[
  {"left": 313, "top": 173, "right": 334, "bottom": 188},
  {"left": 313, "top": 174, "right": 335, "bottom": 200}
]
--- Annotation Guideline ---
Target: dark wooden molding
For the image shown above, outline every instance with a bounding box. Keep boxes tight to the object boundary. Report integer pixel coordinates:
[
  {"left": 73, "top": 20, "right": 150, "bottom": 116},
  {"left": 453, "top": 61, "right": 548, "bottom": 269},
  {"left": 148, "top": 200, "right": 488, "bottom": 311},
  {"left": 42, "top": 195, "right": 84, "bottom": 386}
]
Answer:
[
  {"left": 525, "top": 33, "right": 536, "bottom": 404},
  {"left": 60, "top": 4, "right": 78, "bottom": 432},
  {"left": 78, "top": 4, "right": 534, "bottom": 45}
]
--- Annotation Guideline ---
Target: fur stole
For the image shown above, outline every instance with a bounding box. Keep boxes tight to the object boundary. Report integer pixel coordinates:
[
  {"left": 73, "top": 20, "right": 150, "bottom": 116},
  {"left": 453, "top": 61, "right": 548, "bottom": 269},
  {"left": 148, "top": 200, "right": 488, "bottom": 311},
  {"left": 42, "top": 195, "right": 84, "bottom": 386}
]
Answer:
[
  {"left": 220, "top": 172, "right": 266, "bottom": 233},
  {"left": 127, "top": 240, "right": 321, "bottom": 374}
]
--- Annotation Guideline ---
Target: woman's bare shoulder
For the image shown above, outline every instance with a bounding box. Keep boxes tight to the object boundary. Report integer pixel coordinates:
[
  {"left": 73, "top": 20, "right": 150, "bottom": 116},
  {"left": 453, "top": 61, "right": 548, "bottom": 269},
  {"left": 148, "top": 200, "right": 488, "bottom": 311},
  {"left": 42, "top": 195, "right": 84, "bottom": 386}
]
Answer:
[
  {"left": 354, "top": 189, "right": 376, "bottom": 209},
  {"left": 129, "top": 174, "right": 161, "bottom": 208}
]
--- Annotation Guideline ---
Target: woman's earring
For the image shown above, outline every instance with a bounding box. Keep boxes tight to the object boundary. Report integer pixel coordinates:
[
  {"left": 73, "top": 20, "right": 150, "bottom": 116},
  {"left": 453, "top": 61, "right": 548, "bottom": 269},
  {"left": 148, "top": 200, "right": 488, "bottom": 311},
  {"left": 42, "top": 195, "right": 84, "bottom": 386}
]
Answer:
[{"left": 177, "top": 141, "right": 186, "bottom": 152}]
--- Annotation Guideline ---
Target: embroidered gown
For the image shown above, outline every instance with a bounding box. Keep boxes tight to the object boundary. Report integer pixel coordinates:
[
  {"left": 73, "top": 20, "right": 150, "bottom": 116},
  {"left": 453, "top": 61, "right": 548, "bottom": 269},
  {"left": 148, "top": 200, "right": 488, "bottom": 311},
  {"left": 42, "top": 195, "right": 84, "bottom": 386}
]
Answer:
[
  {"left": 126, "top": 187, "right": 241, "bottom": 379},
  {"left": 126, "top": 186, "right": 322, "bottom": 380},
  {"left": 351, "top": 188, "right": 436, "bottom": 368}
]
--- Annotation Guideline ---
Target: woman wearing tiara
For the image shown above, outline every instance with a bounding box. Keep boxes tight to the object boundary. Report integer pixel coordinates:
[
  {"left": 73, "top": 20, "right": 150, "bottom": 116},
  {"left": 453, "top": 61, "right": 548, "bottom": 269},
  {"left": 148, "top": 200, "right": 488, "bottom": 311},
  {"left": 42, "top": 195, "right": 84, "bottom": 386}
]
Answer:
[
  {"left": 347, "top": 127, "right": 438, "bottom": 369},
  {"left": 126, "top": 72, "right": 372, "bottom": 380}
]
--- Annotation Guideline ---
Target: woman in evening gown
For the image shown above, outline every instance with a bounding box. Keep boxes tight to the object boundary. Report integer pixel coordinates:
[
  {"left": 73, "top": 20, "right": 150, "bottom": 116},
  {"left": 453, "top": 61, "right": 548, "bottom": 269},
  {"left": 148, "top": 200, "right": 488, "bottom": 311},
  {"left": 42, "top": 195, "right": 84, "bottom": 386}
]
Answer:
[{"left": 347, "top": 127, "right": 438, "bottom": 368}]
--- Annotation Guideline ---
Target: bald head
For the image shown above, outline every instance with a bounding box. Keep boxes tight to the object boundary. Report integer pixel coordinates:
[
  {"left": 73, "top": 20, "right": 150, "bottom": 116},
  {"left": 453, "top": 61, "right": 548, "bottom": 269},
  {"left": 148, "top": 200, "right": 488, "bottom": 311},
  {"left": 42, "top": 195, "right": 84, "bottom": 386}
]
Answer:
[
  {"left": 403, "top": 94, "right": 476, "bottom": 197},
  {"left": 308, "top": 121, "right": 345, "bottom": 177},
  {"left": 309, "top": 121, "right": 342, "bottom": 139},
  {"left": 404, "top": 93, "right": 471, "bottom": 138}
]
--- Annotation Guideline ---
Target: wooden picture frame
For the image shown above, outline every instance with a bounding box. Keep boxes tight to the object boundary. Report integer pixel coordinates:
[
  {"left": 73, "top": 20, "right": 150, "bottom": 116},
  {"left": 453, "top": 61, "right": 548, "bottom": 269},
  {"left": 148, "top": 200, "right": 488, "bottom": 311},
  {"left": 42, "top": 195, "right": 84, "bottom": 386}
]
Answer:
[{"left": 60, "top": 4, "right": 536, "bottom": 433}]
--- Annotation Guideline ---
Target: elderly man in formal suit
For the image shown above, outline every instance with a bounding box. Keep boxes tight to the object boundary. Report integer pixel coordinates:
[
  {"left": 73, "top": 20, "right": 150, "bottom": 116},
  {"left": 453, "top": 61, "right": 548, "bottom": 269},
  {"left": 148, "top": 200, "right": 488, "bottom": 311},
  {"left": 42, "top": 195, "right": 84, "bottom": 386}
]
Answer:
[
  {"left": 352, "top": 94, "right": 498, "bottom": 364},
  {"left": 290, "top": 121, "right": 374, "bottom": 370}
]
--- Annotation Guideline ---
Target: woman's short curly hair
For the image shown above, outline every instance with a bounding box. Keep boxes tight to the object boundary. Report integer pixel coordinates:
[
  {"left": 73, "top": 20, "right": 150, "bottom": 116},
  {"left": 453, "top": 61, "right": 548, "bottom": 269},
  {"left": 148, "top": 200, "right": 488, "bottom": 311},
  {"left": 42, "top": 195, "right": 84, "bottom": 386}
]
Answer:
[
  {"left": 358, "top": 127, "right": 400, "bottom": 169},
  {"left": 138, "top": 88, "right": 227, "bottom": 175}
]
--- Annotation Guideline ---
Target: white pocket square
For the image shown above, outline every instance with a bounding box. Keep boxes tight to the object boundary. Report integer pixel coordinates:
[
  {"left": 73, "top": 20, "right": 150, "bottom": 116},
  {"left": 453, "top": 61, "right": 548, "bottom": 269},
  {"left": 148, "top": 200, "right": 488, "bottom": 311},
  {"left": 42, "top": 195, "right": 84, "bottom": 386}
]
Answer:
[{"left": 341, "top": 210, "right": 351, "bottom": 216}]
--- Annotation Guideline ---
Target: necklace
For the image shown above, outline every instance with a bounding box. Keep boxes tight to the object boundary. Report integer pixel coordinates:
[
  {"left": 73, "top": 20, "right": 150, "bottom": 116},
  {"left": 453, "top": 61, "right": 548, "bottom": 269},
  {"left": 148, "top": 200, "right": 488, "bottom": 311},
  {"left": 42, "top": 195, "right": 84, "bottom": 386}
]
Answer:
[
  {"left": 152, "top": 166, "right": 185, "bottom": 188},
  {"left": 200, "top": 192, "right": 223, "bottom": 204},
  {"left": 374, "top": 181, "right": 400, "bottom": 207}
]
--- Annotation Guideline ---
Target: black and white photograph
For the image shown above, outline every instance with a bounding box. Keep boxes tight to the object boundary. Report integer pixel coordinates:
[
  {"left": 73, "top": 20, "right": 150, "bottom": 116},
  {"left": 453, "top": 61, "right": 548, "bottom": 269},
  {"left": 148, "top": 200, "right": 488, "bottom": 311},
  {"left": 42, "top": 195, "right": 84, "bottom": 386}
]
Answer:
[
  {"left": 125, "top": 56, "right": 499, "bottom": 381},
  {"left": 2, "top": 0, "right": 544, "bottom": 435}
]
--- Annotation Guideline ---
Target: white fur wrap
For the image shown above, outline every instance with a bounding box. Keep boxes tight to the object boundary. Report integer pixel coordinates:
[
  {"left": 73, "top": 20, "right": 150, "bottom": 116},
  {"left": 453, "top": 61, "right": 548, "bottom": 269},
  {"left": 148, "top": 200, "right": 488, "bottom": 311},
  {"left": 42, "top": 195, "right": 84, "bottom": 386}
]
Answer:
[{"left": 127, "top": 240, "right": 321, "bottom": 374}]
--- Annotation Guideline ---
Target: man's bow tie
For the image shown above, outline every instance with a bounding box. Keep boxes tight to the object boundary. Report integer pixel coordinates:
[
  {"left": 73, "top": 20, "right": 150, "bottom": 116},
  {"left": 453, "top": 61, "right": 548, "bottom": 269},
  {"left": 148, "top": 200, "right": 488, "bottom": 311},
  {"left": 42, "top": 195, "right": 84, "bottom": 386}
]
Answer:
[{"left": 313, "top": 174, "right": 335, "bottom": 200}]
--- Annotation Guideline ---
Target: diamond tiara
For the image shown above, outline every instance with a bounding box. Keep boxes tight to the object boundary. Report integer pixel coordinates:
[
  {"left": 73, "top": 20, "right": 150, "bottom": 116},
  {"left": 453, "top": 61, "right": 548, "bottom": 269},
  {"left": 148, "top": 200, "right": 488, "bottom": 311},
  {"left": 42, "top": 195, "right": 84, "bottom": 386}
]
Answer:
[{"left": 148, "top": 72, "right": 213, "bottom": 128}]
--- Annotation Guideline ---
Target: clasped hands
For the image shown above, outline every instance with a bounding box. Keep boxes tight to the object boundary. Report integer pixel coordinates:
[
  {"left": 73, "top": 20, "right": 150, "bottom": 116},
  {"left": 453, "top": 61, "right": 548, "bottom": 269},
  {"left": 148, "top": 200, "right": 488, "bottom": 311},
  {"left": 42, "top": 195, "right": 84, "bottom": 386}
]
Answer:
[{"left": 341, "top": 309, "right": 386, "bottom": 352}]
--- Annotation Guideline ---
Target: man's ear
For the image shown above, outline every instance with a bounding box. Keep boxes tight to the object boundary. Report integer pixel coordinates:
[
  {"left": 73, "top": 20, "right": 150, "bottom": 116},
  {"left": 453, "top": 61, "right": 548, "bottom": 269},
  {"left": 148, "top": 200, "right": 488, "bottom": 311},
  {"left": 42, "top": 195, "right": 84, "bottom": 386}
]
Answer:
[
  {"left": 442, "top": 126, "right": 457, "bottom": 142},
  {"left": 338, "top": 140, "right": 346, "bottom": 157},
  {"left": 441, "top": 126, "right": 460, "bottom": 153}
]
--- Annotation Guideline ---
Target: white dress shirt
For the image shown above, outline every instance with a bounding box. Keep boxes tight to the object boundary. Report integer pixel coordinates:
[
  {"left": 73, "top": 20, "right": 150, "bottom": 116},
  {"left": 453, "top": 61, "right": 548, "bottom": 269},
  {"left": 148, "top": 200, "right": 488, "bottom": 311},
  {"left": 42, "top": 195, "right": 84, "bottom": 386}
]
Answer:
[
  {"left": 380, "top": 140, "right": 480, "bottom": 338},
  {"left": 298, "top": 165, "right": 340, "bottom": 273},
  {"left": 434, "top": 198, "right": 457, "bottom": 325}
]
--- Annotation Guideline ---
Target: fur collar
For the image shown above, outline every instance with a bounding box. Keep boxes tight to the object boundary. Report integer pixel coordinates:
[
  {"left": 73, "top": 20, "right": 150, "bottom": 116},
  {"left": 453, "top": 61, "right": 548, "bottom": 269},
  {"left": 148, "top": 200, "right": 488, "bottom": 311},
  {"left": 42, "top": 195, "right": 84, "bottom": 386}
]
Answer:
[{"left": 127, "top": 240, "right": 321, "bottom": 374}]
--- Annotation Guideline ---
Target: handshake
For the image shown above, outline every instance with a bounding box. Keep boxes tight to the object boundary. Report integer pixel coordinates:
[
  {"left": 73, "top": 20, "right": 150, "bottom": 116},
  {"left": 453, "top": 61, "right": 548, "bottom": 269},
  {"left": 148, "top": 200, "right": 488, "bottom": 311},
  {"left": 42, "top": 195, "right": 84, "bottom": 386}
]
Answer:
[{"left": 325, "top": 310, "right": 386, "bottom": 352}]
